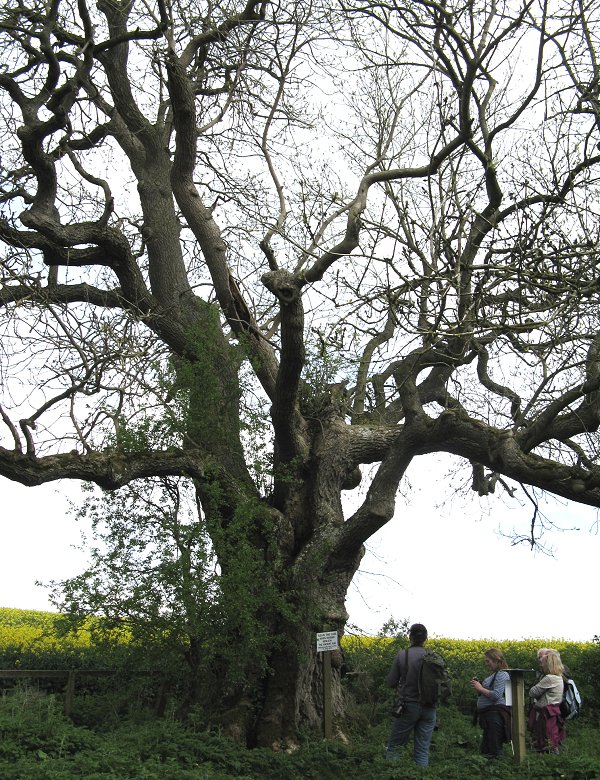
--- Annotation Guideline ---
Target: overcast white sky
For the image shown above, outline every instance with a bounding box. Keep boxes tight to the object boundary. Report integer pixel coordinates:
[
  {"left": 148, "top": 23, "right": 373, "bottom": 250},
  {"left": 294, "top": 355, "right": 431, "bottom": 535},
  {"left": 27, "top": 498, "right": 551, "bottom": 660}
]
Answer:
[
  {"left": 346, "top": 456, "right": 599, "bottom": 641},
  {"left": 1, "top": 456, "right": 598, "bottom": 642}
]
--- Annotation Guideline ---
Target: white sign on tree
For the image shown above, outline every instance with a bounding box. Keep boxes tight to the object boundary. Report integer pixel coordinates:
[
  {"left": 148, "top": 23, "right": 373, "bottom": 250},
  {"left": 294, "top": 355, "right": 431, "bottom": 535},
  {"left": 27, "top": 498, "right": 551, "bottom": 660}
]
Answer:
[{"left": 316, "top": 631, "right": 339, "bottom": 652}]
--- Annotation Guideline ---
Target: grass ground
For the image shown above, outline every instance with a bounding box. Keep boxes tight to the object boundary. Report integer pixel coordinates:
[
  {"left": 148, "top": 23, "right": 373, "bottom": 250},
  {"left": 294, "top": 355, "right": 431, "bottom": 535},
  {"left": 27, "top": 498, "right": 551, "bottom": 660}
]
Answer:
[{"left": 0, "top": 689, "right": 598, "bottom": 779}]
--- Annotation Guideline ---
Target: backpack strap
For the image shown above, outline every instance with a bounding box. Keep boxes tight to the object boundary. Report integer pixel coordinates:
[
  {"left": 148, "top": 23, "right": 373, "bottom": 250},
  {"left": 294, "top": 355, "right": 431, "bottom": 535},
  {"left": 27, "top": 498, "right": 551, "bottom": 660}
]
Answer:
[
  {"left": 402, "top": 648, "right": 409, "bottom": 687},
  {"left": 397, "top": 648, "right": 410, "bottom": 701}
]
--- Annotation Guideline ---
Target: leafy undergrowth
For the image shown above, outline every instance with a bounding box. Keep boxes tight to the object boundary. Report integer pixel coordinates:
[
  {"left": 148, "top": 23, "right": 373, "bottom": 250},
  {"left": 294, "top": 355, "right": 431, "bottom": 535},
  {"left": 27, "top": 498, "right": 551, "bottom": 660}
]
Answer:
[
  {"left": 1, "top": 612, "right": 599, "bottom": 778},
  {"left": 0, "top": 690, "right": 598, "bottom": 780}
]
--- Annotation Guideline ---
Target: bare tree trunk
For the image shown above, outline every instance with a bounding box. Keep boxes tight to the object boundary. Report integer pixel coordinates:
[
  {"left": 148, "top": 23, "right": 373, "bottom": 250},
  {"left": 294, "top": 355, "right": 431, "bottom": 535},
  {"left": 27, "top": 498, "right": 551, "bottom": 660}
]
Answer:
[
  {"left": 215, "top": 559, "right": 358, "bottom": 748},
  {"left": 209, "top": 416, "right": 364, "bottom": 747}
]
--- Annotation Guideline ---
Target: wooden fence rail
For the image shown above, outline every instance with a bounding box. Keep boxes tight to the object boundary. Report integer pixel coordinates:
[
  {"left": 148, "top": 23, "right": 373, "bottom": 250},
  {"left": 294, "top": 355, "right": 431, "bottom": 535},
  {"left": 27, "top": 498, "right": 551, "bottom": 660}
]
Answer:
[{"left": 0, "top": 669, "right": 162, "bottom": 716}]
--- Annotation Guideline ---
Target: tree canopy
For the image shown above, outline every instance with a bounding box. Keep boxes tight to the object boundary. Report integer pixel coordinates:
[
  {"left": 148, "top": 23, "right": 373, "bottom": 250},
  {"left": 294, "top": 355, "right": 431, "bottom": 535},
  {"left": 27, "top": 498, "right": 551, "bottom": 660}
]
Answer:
[{"left": 2, "top": 0, "right": 600, "bottom": 746}]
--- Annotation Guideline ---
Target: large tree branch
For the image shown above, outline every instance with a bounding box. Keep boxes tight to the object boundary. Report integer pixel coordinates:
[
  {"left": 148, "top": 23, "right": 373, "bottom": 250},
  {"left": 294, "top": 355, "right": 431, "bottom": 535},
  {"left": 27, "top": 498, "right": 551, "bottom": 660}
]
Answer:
[
  {"left": 0, "top": 281, "right": 124, "bottom": 310},
  {"left": 261, "top": 270, "right": 308, "bottom": 466},
  {"left": 0, "top": 447, "right": 207, "bottom": 490},
  {"left": 166, "top": 49, "right": 279, "bottom": 399},
  {"left": 0, "top": 0, "right": 94, "bottom": 223},
  {"left": 326, "top": 425, "right": 423, "bottom": 569},
  {"left": 434, "top": 409, "right": 600, "bottom": 505},
  {"left": 330, "top": 397, "right": 600, "bottom": 566},
  {"left": 96, "top": 0, "right": 164, "bottom": 155},
  {"left": 519, "top": 354, "right": 600, "bottom": 452},
  {"left": 8, "top": 214, "right": 159, "bottom": 313}
]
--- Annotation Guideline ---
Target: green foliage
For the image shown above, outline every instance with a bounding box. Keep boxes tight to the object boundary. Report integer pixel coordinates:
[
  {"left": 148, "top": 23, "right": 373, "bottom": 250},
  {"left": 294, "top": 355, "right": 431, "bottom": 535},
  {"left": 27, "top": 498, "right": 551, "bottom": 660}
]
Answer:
[
  {"left": 104, "top": 359, "right": 188, "bottom": 454},
  {"left": 304, "top": 328, "right": 348, "bottom": 386},
  {"left": 45, "top": 481, "right": 299, "bottom": 720},
  {"left": 50, "top": 479, "right": 218, "bottom": 673},
  {"left": 377, "top": 617, "right": 411, "bottom": 638},
  {"left": 203, "top": 495, "right": 296, "bottom": 692},
  {"left": 176, "top": 308, "right": 243, "bottom": 455},
  {"left": 1, "top": 613, "right": 600, "bottom": 778},
  {"left": 0, "top": 684, "right": 599, "bottom": 779},
  {"left": 299, "top": 331, "right": 350, "bottom": 417},
  {"left": 0, "top": 687, "right": 99, "bottom": 763},
  {"left": 341, "top": 628, "right": 600, "bottom": 725},
  {"left": 113, "top": 412, "right": 178, "bottom": 454}
]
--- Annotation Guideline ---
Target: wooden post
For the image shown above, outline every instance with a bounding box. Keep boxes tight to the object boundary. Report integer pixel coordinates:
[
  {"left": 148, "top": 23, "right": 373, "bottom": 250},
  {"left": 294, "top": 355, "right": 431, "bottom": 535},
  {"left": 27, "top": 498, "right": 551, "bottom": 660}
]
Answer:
[
  {"left": 323, "top": 650, "right": 332, "bottom": 740},
  {"left": 64, "top": 670, "right": 76, "bottom": 717},
  {"left": 508, "top": 669, "right": 529, "bottom": 764},
  {"left": 316, "top": 631, "right": 338, "bottom": 740}
]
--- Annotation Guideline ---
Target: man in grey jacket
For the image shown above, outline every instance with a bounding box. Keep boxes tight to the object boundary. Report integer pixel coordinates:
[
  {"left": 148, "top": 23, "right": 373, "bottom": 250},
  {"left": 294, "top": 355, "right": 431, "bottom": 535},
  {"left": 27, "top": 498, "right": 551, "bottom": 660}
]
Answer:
[{"left": 386, "top": 623, "right": 436, "bottom": 767}]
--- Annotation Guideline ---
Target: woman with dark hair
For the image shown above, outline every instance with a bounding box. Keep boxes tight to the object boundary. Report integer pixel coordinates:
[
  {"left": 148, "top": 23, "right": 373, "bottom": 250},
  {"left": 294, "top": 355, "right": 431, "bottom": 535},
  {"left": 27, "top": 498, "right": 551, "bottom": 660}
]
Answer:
[
  {"left": 528, "top": 650, "right": 565, "bottom": 753},
  {"left": 471, "top": 648, "right": 511, "bottom": 759}
]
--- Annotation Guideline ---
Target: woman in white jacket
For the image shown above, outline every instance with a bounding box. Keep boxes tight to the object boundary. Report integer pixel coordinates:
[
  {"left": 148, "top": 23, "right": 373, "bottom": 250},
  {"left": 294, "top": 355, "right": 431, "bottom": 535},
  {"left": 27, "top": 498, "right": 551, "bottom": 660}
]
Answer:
[{"left": 528, "top": 650, "right": 565, "bottom": 753}]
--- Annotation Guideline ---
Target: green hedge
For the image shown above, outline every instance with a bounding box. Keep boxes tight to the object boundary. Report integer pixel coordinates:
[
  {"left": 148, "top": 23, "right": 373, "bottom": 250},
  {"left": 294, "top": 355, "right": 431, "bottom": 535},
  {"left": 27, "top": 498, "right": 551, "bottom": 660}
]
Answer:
[{"left": 341, "top": 633, "right": 600, "bottom": 721}]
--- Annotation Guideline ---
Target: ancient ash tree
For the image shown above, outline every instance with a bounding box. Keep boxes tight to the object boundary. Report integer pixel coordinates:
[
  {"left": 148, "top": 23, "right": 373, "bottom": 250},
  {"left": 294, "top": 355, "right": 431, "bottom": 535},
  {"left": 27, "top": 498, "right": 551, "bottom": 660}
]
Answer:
[{"left": 1, "top": 0, "right": 600, "bottom": 746}]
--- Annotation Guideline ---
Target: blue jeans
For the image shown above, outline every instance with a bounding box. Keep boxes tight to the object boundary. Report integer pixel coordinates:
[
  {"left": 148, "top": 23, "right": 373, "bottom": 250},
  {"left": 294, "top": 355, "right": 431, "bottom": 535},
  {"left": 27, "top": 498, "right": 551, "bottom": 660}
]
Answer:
[{"left": 386, "top": 701, "right": 436, "bottom": 767}]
